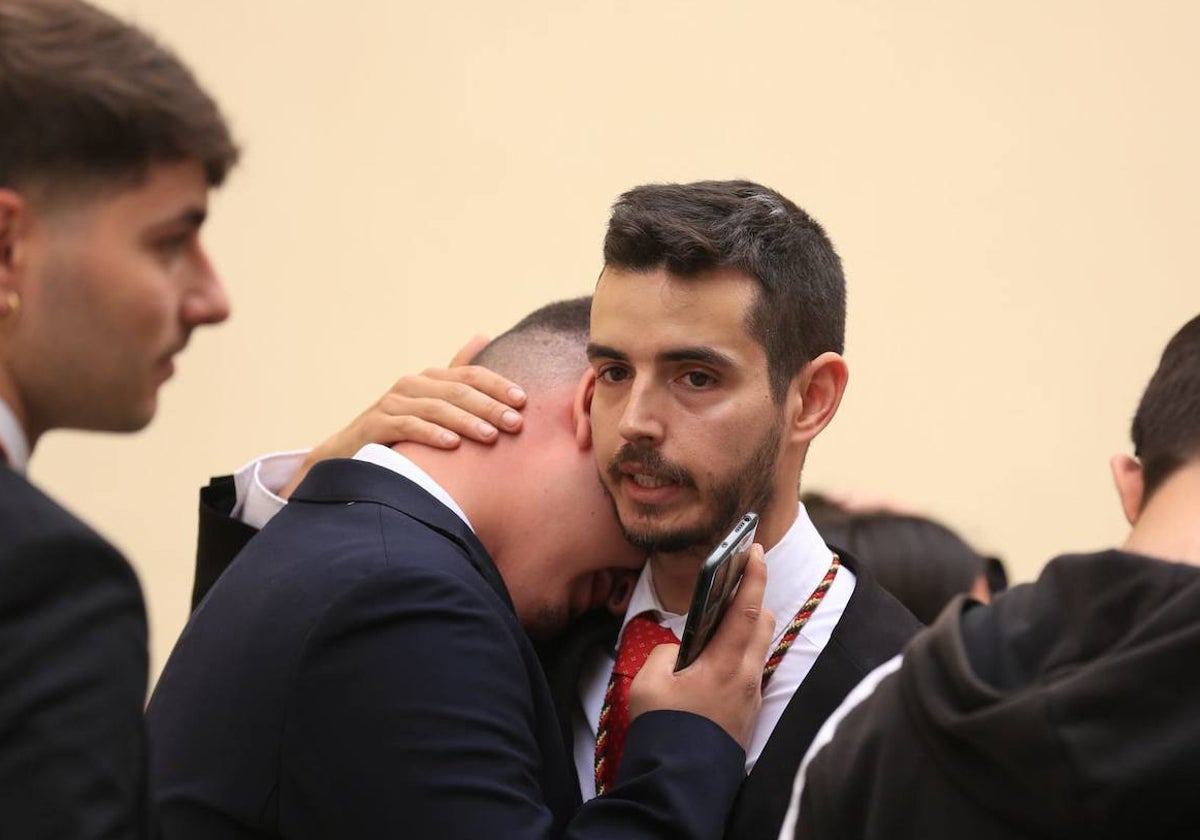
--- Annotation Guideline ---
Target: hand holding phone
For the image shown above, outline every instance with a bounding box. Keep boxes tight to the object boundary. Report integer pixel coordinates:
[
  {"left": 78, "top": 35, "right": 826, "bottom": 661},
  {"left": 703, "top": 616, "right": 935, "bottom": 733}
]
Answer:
[
  {"left": 674, "top": 512, "right": 759, "bottom": 670},
  {"left": 629, "top": 539, "right": 773, "bottom": 750}
]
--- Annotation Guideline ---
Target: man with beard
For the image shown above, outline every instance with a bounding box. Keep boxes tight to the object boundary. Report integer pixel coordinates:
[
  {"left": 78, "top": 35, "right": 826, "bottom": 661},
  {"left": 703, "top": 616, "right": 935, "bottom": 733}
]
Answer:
[{"left": 550, "top": 180, "right": 921, "bottom": 838}]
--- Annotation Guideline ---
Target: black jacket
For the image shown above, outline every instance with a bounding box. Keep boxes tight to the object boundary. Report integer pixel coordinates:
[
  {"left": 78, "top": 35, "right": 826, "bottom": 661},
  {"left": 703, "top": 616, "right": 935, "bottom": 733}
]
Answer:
[
  {"left": 0, "top": 465, "right": 148, "bottom": 838},
  {"left": 151, "top": 458, "right": 746, "bottom": 839},
  {"left": 791, "top": 550, "right": 1200, "bottom": 839}
]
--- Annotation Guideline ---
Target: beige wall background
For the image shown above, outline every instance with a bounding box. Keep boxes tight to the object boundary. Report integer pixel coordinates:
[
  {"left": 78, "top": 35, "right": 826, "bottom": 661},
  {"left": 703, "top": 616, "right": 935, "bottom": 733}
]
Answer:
[{"left": 34, "top": 0, "right": 1198, "bottom": 678}]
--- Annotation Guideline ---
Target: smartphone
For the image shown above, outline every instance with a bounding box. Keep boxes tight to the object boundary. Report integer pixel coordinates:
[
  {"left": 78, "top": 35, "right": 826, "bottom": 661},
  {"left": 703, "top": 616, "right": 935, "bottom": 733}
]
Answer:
[{"left": 674, "top": 512, "right": 760, "bottom": 671}]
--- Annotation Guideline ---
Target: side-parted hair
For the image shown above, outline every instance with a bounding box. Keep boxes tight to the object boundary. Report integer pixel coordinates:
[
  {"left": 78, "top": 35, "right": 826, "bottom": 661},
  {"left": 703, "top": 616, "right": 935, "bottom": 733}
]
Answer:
[
  {"left": 0, "top": 0, "right": 238, "bottom": 203},
  {"left": 471, "top": 296, "right": 592, "bottom": 387},
  {"left": 1132, "top": 313, "right": 1200, "bottom": 504},
  {"left": 603, "top": 180, "right": 845, "bottom": 402}
]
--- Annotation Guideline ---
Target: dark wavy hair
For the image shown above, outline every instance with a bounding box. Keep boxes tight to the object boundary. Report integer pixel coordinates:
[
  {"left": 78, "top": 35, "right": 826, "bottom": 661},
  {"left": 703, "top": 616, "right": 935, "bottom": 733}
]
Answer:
[
  {"left": 0, "top": 0, "right": 238, "bottom": 203},
  {"left": 603, "top": 180, "right": 845, "bottom": 402}
]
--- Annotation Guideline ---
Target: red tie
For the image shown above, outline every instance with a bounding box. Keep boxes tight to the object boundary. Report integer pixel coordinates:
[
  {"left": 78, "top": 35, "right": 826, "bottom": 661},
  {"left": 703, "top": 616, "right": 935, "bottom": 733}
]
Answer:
[{"left": 594, "top": 613, "right": 679, "bottom": 795}]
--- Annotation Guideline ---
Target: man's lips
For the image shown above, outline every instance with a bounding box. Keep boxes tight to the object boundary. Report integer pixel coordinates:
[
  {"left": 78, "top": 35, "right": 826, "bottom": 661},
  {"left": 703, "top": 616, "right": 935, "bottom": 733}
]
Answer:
[
  {"left": 620, "top": 465, "right": 679, "bottom": 489},
  {"left": 616, "top": 468, "right": 689, "bottom": 507}
]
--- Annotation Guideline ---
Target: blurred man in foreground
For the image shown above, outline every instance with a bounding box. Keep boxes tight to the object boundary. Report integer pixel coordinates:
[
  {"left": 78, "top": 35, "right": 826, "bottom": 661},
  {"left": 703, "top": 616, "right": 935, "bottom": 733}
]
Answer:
[{"left": 0, "top": 0, "right": 236, "bottom": 833}]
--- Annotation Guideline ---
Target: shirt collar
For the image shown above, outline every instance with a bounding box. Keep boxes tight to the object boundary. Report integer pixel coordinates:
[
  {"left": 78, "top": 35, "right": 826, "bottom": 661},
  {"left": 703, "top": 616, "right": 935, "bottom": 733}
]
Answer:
[
  {"left": 618, "top": 502, "right": 834, "bottom": 646},
  {"left": 0, "top": 397, "right": 30, "bottom": 473},
  {"left": 351, "top": 443, "right": 473, "bottom": 531}
]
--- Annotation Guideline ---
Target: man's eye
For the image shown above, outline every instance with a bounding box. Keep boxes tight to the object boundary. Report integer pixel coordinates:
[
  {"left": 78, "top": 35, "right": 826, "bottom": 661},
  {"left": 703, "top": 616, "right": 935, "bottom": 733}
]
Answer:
[
  {"left": 155, "top": 233, "right": 192, "bottom": 255},
  {"left": 682, "top": 371, "right": 716, "bottom": 388},
  {"left": 597, "top": 366, "right": 630, "bottom": 384}
]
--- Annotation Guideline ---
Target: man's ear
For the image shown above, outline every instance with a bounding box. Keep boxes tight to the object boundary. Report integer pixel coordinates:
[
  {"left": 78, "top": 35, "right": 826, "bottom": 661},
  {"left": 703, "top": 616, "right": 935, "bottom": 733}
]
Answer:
[
  {"left": 572, "top": 369, "right": 596, "bottom": 449},
  {"left": 447, "top": 334, "right": 490, "bottom": 367},
  {"left": 0, "top": 189, "right": 28, "bottom": 283},
  {"left": 1109, "top": 453, "right": 1144, "bottom": 525},
  {"left": 787, "top": 352, "right": 849, "bottom": 445}
]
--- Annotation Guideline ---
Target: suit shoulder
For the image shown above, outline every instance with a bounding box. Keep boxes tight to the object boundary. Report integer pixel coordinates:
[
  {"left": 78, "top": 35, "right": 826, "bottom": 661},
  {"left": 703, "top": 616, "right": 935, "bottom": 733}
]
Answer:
[
  {"left": 829, "top": 574, "right": 922, "bottom": 676},
  {"left": 0, "top": 471, "right": 141, "bottom": 607},
  {"left": 313, "top": 553, "right": 520, "bottom": 643}
]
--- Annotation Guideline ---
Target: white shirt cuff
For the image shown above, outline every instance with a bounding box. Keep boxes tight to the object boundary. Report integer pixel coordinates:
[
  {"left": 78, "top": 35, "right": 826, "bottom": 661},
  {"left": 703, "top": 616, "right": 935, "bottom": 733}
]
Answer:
[{"left": 230, "top": 449, "right": 309, "bottom": 531}]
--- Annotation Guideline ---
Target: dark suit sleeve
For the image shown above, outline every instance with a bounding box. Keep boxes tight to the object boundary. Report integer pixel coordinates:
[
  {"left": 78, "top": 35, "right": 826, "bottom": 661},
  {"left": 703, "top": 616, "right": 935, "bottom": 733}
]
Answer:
[
  {"left": 284, "top": 566, "right": 744, "bottom": 840},
  {"left": 0, "top": 531, "right": 148, "bottom": 838},
  {"left": 191, "top": 475, "right": 259, "bottom": 610}
]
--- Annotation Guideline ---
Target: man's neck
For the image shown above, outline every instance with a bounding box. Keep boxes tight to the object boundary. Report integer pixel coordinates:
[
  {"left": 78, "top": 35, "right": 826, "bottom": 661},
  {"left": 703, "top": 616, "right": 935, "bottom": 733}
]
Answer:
[
  {"left": 0, "top": 379, "right": 35, "bottom": 469},
  {"left": 649, "top": 502, "right": 799, "bottom": 613},
  {"left": 1123, "top": 462, "right": 1200, "bottom": 567}
]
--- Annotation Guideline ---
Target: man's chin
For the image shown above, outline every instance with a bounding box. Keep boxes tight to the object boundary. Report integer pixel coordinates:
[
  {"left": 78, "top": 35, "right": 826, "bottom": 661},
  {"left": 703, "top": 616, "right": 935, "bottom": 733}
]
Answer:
[
  {"left": 620, "top": 518, "right": 722, "bottom": 555},
  {"left": 75, "top": 399, "right": 157, "bottom": 434}
]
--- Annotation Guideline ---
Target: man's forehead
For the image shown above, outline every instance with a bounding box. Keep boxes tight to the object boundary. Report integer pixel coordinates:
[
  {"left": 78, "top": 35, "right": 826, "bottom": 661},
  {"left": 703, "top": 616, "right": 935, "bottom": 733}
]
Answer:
[
  {"left": 110, "top": 160, "right": 209, "bottom": 215},
  {"left": 589, "top": 266, "right": 760, "bottom": 353}
]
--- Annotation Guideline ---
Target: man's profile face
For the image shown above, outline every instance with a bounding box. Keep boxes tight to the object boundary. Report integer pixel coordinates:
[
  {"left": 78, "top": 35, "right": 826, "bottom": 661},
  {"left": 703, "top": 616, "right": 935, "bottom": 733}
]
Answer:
[
  {"left": 488, "top": 378, "right": 645, "bottom": 639},
  {"left": 6, "top": 159, "right": 229, "bottom": 436},
  {"left": 586, "top": 265, "right": 785, "bottom": 556}
]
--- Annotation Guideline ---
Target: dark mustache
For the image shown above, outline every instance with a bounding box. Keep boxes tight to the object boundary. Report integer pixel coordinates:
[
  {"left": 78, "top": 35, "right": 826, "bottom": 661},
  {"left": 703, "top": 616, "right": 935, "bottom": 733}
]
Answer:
[{"left": 607, "top": 445, "right": 695, "bottom": 488}]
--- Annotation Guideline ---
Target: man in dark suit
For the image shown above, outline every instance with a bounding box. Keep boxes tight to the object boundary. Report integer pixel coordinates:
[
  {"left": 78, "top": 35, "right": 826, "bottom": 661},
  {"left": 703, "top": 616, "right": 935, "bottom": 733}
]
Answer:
[
  {"left": 0, "top": 1, "right": 238, "bottom": 835},
  {"left": 148, "top": 299, "right": 777, "bottom": 839},
  {"left": 545, "top": 180, "right": 920, "bottom": 838},
  {"left": 190, "top": 182, "right": 922, "bottom": 840}
]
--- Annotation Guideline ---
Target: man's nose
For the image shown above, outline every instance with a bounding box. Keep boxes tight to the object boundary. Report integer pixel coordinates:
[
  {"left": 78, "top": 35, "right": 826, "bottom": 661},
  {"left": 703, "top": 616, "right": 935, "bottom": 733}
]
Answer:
[
  {"left": 182, "top": 249, "right": 231, "bottom": 327},
  {"left": 617, "top": 379, "right": 665, "bottom": 444}
]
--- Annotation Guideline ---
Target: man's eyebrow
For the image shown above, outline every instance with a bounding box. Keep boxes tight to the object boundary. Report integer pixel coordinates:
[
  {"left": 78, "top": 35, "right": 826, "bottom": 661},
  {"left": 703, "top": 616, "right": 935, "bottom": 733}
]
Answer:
[
  {"left": 178, "top": 207, "right": 208, "bottom": 229},
  {"left": 659, "top": 347, "right": 736, "bottom": 368},
  {"left": 151, "top": 206, "right": 208, "bottom": 233},
  {"left": 586, "top": 343, "right": 628, "bottom": 361},
  {"left": 587, "top": 343, "right": 737, "bottom": 368}
]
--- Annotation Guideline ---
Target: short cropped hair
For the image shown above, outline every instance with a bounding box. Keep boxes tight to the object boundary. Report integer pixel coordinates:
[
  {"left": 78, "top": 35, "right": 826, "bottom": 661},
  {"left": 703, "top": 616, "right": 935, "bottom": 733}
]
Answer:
[
  {"left": 603, "top": 180, "right": 845, "bottom": 402},
  {"left": 472, "top": 297, "right": 592, "bottom": 387},
  {"left": 1131, "top": 313, "right": 1200, "bottom": 504},
  {"left": 0, "top": 0, "right": 238, "bottom": 203}
]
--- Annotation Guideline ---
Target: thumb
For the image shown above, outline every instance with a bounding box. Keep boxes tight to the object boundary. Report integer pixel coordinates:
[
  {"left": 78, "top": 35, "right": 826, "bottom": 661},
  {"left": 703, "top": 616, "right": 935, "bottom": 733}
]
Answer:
[{"left": 628, "top": 642, "right": 681, "bottom": 722}]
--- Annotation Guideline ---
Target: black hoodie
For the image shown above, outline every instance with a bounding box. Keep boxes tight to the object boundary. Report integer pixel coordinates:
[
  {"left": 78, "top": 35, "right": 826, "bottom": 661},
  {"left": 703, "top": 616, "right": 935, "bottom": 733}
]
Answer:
[{"left": 787, "top": 550, "right": 1200, "bottom": 839}]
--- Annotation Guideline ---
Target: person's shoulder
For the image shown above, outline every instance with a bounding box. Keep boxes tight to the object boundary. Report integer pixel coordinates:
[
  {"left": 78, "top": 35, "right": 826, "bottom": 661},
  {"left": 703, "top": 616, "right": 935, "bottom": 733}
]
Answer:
[
  {"left": 829, "top": 552, "right": 923, "bottom": 671},
  {"left": 0, "top": 467, "right": 109, "bottom": 545},
  {"left": 0, "top": 469, "right": 140, "bottom": 607},
  {"left": 201, "top": 497, "right": 516, "bottom": 654}
]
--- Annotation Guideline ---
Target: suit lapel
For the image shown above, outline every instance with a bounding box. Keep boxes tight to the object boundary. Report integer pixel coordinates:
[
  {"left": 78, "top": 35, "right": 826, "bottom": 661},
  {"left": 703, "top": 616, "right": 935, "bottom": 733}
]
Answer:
[
  {"left": 538, "top": 610, "right": 620, "bottom": 783},
  {"left": 290, "top": 458, "right": 512, "bottom": 609},
  {"left": 727, "top": 552, "right": 922, "bottom": 838}
]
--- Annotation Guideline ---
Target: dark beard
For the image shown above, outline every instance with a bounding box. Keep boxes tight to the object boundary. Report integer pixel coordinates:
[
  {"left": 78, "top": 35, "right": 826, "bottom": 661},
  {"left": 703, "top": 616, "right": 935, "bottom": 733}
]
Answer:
[{"left": 608, "top": 420, "right": 782, "bottom": 555}]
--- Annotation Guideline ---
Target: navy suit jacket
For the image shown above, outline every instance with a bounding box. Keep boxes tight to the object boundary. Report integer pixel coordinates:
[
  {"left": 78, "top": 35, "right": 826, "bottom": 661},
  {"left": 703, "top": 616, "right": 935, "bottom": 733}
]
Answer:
[
  {"left": 150, "top": 458, "right": 744, "bottom": 839},
  {"left": 0, "top": 465, "right": 149, "bottom": 838}
]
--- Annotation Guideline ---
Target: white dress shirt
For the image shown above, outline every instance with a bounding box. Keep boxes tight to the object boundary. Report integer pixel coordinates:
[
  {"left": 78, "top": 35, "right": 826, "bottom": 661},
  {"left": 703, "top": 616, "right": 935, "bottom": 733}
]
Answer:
[
  {"left": 0, "top": 397, "right": 30, "bottom": 473},
  {"left": 230, "top": 445, "right": 472, "bottom": 532},
  {"left": 572, "top": 503, "right": 857, "bottom": 798}
]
